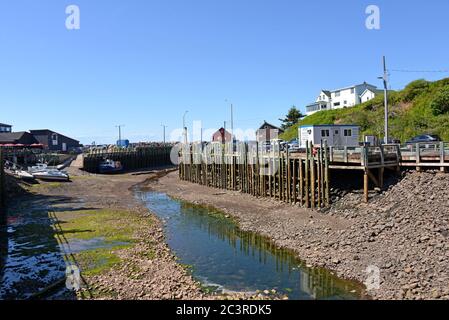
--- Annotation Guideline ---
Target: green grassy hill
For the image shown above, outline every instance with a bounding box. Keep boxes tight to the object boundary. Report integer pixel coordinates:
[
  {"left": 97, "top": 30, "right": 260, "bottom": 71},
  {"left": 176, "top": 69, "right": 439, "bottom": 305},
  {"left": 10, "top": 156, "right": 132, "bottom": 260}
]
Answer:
[{"left": 281, "top": 78, "right": 449, "bottom": 142}]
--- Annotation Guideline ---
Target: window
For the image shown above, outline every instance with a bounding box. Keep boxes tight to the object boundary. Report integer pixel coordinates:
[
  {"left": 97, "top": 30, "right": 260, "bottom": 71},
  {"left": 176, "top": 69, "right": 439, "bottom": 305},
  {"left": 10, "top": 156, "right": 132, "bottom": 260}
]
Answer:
[
  {"left": 321, "top": 129, "right": 330, "bottom": 137},
  {"left": 334, "top": 102, "right": 341, "bottom": 107},
  {"left": 344, "top": 129, "right": 352, "bottom": 137},
  {"left": 351, "top": 88, "right": 355, "bottom": 94},
  {"left": 344, "top": 100, "right": 347, "bottom": 105},
  {"left": 335, "top": 91, "right": 340, "bottom": 97},
  {"left": 51, "top": 133, "right": 58, "bottom": 146},
  {"left": 335, "top": 130, "right": 339, "bottom": 135}
]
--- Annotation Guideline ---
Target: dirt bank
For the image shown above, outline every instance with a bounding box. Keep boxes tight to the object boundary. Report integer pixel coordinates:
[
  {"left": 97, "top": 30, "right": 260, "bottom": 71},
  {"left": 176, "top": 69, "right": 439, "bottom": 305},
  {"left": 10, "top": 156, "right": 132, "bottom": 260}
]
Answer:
[
  {"left": 1, "top": 167, "right": 207, "bottom": 300},
  {"left": 148, "top": 170, "right": 449, "bottom": 300}
]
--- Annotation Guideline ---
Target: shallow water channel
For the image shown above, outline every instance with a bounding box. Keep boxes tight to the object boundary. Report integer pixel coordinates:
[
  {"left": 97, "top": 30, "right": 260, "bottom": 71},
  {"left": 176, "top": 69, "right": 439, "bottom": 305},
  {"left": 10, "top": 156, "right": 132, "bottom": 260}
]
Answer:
[{"left": 137, "top": 191, "right": 363, "bottom": 300}]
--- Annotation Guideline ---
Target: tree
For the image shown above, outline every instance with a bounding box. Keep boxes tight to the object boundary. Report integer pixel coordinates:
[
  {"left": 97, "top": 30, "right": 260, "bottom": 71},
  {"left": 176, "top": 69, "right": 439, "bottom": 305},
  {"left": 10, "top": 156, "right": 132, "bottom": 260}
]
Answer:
[{"left": 279, "top": 106, "right": 303, "bottom": 130}]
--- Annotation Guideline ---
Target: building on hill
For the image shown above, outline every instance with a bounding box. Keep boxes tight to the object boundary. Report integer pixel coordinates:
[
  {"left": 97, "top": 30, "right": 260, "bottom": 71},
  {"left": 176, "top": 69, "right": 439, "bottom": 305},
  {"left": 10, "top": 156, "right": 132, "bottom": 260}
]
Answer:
[
  {"left": 256, "top": 121, "right": 284, "bottom": 142},
  {"left": 305, "top": 82, "right": 379, "bottom": 116},
  {"left": 212, "top": 127, "right": 232, "bottom": 144},
  {"left": 0, "top": 123, "right": 12, "bottom": 133},
  {"left": 29, "top": 129, "right": 80, "bottom": 151}
]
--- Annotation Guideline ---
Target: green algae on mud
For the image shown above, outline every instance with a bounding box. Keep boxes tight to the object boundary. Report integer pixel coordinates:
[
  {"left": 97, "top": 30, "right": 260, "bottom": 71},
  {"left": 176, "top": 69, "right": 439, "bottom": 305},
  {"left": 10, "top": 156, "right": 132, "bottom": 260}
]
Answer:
[{"left": 54, "top": 208, "right": 154, "bottom": 276}]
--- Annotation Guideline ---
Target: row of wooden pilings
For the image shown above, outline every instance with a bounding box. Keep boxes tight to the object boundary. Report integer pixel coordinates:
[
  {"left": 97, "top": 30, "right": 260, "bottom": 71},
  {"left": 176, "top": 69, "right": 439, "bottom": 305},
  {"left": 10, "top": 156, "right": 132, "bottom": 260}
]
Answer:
[
  {"left": 83, "top": 146, "right": 173, "bottom": 173},
  {"left": 0, "top": 149, "right": 5, "bottom": 215},
  {"left": 179, "top": 141, "right": 331, "bottom": 209}
]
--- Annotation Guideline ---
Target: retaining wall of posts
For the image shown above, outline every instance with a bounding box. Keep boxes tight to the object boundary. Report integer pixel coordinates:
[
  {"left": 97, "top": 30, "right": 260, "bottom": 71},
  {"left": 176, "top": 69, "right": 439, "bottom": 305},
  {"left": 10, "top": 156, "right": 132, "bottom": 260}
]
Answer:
[
  {"left": 179, "top": 141, "right": 331, "bottom": 208},
  {"left": 82, "top": 146, "right": 173, "bottom": 173},
  {"left": 0, "top": 148, "right": 5, "bottom": 215}
]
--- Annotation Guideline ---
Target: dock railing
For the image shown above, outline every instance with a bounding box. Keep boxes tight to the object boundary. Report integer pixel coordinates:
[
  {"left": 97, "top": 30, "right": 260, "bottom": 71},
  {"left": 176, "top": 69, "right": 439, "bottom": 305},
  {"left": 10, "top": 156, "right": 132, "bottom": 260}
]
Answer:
[
  {"left": 327, "top": 144, "right": 400, "bottom": 170},
  {"left": 400, "top": 142, "right": 449, "bottom": 171}
]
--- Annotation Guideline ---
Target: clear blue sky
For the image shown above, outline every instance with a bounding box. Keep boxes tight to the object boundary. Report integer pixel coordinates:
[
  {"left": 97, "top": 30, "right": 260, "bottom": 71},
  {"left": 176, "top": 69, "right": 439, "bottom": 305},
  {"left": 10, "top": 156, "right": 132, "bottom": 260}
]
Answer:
[{"left": 1, "top": 0, "right": 448, "bottom": 144}]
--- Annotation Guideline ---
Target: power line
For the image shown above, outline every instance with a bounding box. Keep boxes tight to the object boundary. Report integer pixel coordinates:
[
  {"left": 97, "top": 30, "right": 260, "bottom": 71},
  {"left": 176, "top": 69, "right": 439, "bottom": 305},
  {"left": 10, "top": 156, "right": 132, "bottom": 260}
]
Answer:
[{"left": 389, "top": 68, "right": 449, "bottom": 73}]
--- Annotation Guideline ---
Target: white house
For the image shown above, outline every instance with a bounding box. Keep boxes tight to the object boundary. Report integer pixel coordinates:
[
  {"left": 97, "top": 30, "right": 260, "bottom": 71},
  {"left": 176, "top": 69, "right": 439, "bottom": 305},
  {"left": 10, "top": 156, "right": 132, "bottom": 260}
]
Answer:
[
  {"left": 299, "top": 125, "right": 360, "bottom": 148},
  {"left": 360, "top": 88, "right": 383, "bottom": 103},
  {"left": 305, "top": 82, "right": 379, "bottom": 115}
]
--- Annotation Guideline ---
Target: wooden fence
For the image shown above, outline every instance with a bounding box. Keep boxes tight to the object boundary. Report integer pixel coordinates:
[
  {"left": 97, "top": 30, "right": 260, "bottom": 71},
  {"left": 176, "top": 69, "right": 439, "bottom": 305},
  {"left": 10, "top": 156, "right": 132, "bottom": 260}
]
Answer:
[
  {"left": 82, "top": 146, "right": 173, "bottom": 173},
  {"left": 179, "top": 141, "right": 330, "bottom": 208}
]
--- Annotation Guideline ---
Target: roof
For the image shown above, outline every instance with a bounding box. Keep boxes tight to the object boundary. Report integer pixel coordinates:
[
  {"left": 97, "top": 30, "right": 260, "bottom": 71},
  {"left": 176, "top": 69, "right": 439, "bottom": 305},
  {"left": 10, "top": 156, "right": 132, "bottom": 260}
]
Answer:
[
  {"left": 320, "top": 90, "right": 331, "bottom": 97},
  {"left": 324, "top": 82, "right": 378, "bottom": 94},
  {"left": 258, "top": 121, "right": 284, "bottom": 132},
  {"left": 360, "top": 88, "right": 384, "bottom": 96},
  {"left": 0, "top": 123, "right": 12, "bottom": 127},
  {"left": 0, "top": 132, "right": 36, "bottom": 143},
  {"left": 300, "top": 124, "right": 359, "bottom": 128},
  {"left": 30, "top": 129, "right": 80, "bottom": 143}
]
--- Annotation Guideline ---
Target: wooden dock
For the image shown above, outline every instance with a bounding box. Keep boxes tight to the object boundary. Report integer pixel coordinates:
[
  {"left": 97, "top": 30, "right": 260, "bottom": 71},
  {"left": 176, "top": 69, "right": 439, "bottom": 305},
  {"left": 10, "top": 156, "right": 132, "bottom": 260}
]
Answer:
[
  {"left": 179, "top": 141, "right": 331, "bottom": 208},
  {"left": 179, "top": 142, "right": 406, "bottom": 206},
  {"left": 399, "top": 142, "right": 449, "bottom": 172}
]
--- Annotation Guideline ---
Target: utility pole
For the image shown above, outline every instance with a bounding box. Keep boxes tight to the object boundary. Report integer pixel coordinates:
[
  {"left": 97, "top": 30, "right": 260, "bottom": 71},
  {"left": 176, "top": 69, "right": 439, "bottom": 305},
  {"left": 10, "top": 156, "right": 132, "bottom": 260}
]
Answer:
[
  {"left": 183, "top": 110, "right": 189, "bottom": 145},
  {"left": 225, "top": 99, "right": 234, "bottom": 144},
  {"left": 231, "top": 103, "right": 234, "bottom": 143},
  {"left": 161, "top": 124, "right": 167, "bottom": 143},
  {"left": 380, "top": 56, "right": 389, "bottom": 144},
  {"left": 115, "top": 124, "right": 125, "bottom": 143},
  {"left": 224, "top": 121, "right": 227, "bottom": 144}
]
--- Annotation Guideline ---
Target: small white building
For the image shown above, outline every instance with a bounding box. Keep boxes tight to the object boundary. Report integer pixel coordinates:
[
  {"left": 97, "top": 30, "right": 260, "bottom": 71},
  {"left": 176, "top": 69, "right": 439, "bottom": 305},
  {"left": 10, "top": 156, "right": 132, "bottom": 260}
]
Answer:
[
  {"left": 305, "top": 82, "right": 379, "bottom": 115},
  {"left": 299, "top": 125, "right": 360, "bottom": 148},
  {"left": 360, "top": 88, "right": 382, "bottom": 103}
]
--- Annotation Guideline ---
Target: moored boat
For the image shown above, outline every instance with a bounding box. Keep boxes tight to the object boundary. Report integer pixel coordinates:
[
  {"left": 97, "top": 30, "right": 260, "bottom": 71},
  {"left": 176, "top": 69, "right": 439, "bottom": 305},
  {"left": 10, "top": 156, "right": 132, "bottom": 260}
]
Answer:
[
  {"left": 16, "top": 170, "right": 35, "bottom": 181},
  {"left": 99, "top": 159, "right": 123, "bottom": 174},
  {"left": 32, "top": 169, "right": 70, "bottom": 182}
]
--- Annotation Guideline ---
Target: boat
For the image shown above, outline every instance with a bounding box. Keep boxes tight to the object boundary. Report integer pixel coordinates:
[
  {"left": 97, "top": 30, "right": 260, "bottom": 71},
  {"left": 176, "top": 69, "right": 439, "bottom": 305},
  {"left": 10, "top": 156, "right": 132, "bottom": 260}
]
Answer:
[
  {"left": 28, "top": 163, "right": 49, "bottom": 173},
  {"left": 32, "top": 169, "right": 70, "bottom": 182},
  {"left": 99, "top": 159, "right": 123, "bottom": 174},
  {"left": 16, "top": 170, "right": 35, "bottom": 181}
]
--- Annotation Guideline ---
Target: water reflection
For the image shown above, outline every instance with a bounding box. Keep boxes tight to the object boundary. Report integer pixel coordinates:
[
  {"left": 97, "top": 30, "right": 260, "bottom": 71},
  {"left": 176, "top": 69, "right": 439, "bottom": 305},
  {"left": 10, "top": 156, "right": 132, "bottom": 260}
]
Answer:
[{"left": 138, "top": 191, "right": 362, "bottom": 300}]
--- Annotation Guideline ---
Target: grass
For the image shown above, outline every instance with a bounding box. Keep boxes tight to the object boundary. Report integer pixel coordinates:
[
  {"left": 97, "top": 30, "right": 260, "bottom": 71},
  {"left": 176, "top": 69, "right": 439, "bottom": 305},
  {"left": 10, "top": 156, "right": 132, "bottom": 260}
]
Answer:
[{"left": 281, "top": 77, "right": 449, "bottom": 143}]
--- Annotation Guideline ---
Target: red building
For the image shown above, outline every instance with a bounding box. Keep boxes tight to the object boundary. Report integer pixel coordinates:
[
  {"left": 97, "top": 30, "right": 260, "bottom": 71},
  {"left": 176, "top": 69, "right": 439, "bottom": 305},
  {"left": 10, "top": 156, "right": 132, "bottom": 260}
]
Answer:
[{"left": 211, "top": 128, "right": 232, "bottom": 144}]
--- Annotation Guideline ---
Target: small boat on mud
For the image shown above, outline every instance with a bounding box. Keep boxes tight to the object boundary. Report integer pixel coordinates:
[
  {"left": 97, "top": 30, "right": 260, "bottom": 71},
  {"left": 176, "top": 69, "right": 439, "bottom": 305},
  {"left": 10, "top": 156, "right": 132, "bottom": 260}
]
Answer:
[
  {"left": 32, "top": 169, "right": 70, "bottom": 182},
  {"left": 99, "top": 159, "right": 123, "bottom": 174},
  {"left": 16, "top": 170, "right": 35, "bottom": 181},
  {"left": 28, "top": 163, "right": 49, "bottom": 173}
]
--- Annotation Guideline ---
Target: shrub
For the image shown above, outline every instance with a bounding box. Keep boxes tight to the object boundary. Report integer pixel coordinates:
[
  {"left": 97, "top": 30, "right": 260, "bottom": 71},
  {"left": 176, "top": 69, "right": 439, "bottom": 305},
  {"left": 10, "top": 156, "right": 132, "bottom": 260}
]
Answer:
[
  {"left": 400, "top": 79, "right": 430, "bottom": 102},
  {"left": 430, "top": 86, "right": 449, "bottom": 115}
]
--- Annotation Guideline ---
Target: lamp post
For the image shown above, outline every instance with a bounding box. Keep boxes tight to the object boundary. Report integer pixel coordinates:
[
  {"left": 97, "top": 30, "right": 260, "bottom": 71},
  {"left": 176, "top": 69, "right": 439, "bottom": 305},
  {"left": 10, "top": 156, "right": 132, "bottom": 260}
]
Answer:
[
  {"left": 115, "top": 124, "right": 125, "bottom": 144},
  {"left": 161, "top": 124, "right": 167, "bottom": 143},
  {"left": 183, "top": 110, "right": 189, "bottom": 145}
]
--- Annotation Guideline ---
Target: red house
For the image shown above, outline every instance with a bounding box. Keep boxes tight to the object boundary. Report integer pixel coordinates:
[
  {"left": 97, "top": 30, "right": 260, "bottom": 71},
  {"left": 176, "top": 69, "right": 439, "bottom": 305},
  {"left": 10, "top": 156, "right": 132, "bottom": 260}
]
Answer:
[{"left": 211, "top": 128, "right": 232, "bottom": 144}]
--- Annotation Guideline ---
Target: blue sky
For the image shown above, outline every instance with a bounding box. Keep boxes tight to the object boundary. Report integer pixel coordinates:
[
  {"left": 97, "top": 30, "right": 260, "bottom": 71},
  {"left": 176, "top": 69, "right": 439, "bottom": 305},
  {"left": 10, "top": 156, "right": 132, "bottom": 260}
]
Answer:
[{"left": 1, "top": 0, "right": 448, "bottom": 144}]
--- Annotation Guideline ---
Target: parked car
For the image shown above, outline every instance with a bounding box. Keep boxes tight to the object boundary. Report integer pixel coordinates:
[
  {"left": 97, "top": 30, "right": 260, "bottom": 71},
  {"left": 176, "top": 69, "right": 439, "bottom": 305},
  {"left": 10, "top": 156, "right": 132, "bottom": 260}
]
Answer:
[
  {"left": 406, "top": 134, "right": 441, "bottom": 144},
  {"left": 287, "top": 139, "right": 300, "bottom": 152}
]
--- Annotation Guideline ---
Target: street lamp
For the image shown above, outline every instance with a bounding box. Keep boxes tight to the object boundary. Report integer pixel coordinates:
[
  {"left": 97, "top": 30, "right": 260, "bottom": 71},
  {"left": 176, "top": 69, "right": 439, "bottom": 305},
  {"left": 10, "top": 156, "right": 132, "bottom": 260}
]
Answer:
[
  {"left": 183, "top": 110, "right": 189, "bottom": 145},
  {"left": 161, "top": 124, "right": 167, "bottom": 143}
]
